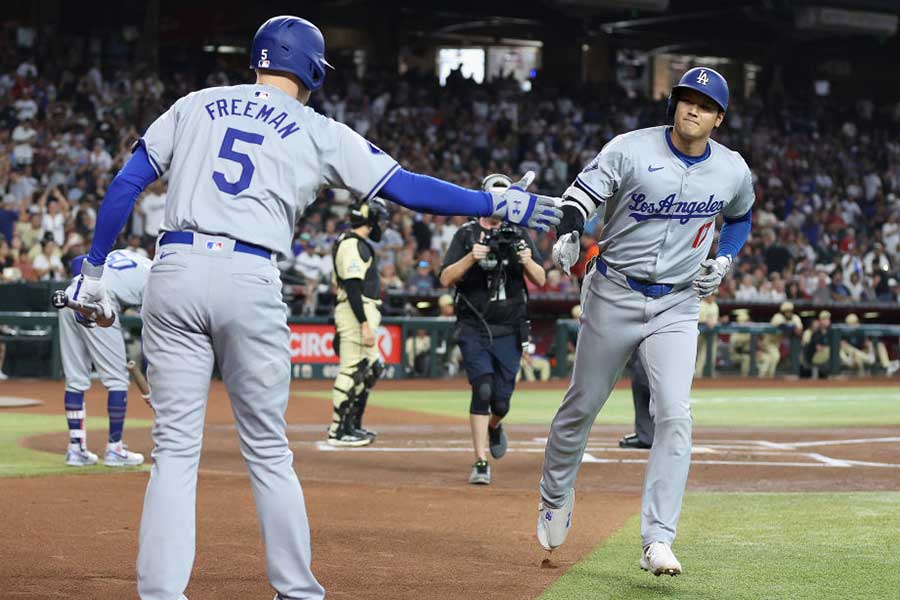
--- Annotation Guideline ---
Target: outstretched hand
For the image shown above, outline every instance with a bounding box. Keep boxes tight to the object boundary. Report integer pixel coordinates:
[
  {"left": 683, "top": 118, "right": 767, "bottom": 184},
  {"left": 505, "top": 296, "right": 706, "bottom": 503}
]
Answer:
[{"left": 489, "top": 171, "right": 562, "bottom": 232}]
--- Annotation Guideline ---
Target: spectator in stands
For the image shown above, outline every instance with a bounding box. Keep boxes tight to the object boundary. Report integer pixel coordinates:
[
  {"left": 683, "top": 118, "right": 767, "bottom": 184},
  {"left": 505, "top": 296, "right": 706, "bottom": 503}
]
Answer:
[
  {"left": 829, "top": 271, "right": 853, "bottom": 302},
  {"left": 139, "top": 180, "right": 167, "bottom": 240},
  {"left": 0, "top": 194, "right": 17, "bottom": 242},
  {"left": 31, "top": 237, "right": 65, "bottom": 281},
  {"left": 380, "top": 262, "right": 404, "bottom": 291},
  {"left": 406, "top": 260, "right": 439, "bottom": 291}
]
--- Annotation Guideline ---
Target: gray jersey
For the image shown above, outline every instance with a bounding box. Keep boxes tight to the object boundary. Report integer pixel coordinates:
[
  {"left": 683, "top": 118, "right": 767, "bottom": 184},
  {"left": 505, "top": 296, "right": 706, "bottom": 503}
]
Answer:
[
  {"left": 141, "top": 84, "right": 399, "bottom": 259},
  {"left": 563, "top": 126, "right": 754, "bottom": 284},
  {"left": 60, "top": 250, "right": 150, "bottom": 392},
  {"left": 102, "top": 249, "right": 152, "bottom": 312}
]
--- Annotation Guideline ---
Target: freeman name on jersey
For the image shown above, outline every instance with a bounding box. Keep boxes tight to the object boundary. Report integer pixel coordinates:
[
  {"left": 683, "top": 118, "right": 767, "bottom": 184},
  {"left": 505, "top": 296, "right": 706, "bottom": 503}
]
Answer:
[
  {"left": 626, "top": 192, "right": 724, "bottom": 224},
  {"left": 203, "top": 98, "right": 300, "bottom": 139}
]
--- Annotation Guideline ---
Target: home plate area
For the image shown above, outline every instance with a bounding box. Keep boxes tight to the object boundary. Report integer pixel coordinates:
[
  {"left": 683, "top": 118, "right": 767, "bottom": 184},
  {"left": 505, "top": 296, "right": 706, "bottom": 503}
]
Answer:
[{"left": 310, "top": 431, "right": 900, "bottom": 470}]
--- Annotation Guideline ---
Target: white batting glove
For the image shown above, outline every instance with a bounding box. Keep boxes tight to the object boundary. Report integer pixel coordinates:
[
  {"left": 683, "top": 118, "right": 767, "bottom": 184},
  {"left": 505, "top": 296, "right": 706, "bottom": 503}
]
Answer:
[
  {"left": 489, "top": 171, "right": 562, "bottom": 232},
  {"left": 552, "top": 231, "right": 581, "bottom": 275},
  {"left": 69, "top": 262, "right": 114, "bottom": 326},
  {"left": 692, "top": 256, "right": 732, "bottom": 298}
]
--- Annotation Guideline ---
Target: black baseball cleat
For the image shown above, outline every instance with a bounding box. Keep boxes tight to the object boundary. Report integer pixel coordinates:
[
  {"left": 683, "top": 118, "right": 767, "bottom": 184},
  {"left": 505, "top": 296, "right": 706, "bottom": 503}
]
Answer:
[
  {"left": 488, "top": 423, "right": 508, "bottom": 459},
  {"left": 327, "top": 428, "right": 372, "bottom": 447},
  {"left": 619, "top": 433, "right": 651, "bottom": 449},
  {"left": 358, "top": 427, "right": 378, "bottom": 442}
]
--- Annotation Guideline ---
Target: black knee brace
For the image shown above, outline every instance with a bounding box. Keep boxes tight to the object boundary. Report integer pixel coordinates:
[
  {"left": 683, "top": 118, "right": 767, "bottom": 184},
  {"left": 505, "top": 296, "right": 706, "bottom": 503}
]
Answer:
[
  {"left": 490, "top": 394, "right": 511, "bottom": 419},
  {"left": 469, "top": 374, "right": 493, "bottom": 415}
]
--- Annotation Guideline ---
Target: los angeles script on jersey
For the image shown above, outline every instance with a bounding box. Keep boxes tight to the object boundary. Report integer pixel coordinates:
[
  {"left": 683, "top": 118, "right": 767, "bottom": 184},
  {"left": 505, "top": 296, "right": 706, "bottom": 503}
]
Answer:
[
  {"left": 626, "top": 192, "right": 724, "bottom": 224},
  {"left": 203, "top": 98, "right": 300, "bottom": 139}
]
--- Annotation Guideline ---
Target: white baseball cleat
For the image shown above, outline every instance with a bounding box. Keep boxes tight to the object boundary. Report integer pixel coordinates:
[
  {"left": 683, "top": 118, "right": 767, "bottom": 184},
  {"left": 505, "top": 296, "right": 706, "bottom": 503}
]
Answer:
[
  {"left": 104, "top": 441, "right": 144, "bottom": 467},
  {"left": 65, "top": 444, "right": 98, "bottom": 467},
  {"left": 640, "top": 541, "right": 682, "bottom": 576},
  {"left": 536, "top": 488, "right": 575, "bottom": 551}
]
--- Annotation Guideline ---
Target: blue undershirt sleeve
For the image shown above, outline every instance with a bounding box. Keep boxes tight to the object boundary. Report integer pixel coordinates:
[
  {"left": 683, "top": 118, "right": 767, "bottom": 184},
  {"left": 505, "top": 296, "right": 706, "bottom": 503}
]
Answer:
[
  {"left": 86, "top": 145, "right": 159, "bottom": 267},
  {"left": 378, "top": 168, "right": 493, "bottom": 217},
  {"left": 716, "top": 209, "right": 752, "bottom": 259}
]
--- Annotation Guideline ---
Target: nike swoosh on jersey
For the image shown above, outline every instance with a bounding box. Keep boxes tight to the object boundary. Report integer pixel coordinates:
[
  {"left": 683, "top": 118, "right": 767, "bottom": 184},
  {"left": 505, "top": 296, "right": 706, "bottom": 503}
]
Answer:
[
  {"left": 648, "top": 165, "right": 664, "bottom": 172},
  {"left": 158, "top": 251, "right": 175, "bottom": 260}
]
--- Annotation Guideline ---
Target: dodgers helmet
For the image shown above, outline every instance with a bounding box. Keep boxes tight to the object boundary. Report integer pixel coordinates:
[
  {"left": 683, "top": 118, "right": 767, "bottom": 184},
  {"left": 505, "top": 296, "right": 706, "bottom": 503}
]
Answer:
[
  {"left": 666, "top": 67, "right": 729, "bottom": 121},
  {"left": 250, "top": 16, "right": 333, "bottom": 92}
]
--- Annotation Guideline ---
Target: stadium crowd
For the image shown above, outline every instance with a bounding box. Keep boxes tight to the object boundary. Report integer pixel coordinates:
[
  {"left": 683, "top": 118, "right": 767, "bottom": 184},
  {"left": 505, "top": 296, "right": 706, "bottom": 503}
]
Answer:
[{"left": 1, "top": 48, "right": 900, "bottom": 313}]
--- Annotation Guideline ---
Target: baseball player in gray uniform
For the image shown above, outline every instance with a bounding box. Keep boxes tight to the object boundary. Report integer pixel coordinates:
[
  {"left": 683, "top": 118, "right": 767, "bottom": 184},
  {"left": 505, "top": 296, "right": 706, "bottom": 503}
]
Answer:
[
  {"left": 536, "top": 67, "right": 754, "bottom": 576},
  {"left": 67, "top": 15, "right": 559, "bottom": 600},
  {"left": 61, "top": 250, "right": 149, "bottom": 467}
]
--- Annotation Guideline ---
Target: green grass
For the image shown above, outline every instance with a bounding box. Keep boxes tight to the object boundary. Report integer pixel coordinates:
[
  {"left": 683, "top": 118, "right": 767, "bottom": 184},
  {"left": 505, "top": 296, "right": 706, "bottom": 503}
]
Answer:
[
  {"left": 540, "top": 491, "right": 900, "bottom": 600},
  {"left": 0, "top": 413, "right": 152, "bottom": 477},
  {"left": 296, "top": 386, "right": 900, "bottom": 427}
]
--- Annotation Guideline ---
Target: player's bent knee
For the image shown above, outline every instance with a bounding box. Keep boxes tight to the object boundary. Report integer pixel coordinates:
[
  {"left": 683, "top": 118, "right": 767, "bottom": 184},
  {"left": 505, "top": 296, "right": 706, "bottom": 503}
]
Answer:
[
  {"left": 490, "top": 394, "right": 510, "bottom": 419},
  {"left": 469, "top": 374, "right": 492, "bottom": 415}
]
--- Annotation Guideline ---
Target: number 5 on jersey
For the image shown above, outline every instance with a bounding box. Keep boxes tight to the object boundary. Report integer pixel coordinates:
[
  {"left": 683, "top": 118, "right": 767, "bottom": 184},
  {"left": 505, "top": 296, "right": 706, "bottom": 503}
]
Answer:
[{"left": 213, "top": 127, "right": 265, "bottom": 195}]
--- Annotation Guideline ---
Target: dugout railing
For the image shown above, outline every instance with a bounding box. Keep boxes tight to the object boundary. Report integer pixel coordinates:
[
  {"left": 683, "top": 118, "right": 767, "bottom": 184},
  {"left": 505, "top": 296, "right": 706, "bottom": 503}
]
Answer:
[{"left": 1, "top": 312, "right": 897, "bottom": 380}]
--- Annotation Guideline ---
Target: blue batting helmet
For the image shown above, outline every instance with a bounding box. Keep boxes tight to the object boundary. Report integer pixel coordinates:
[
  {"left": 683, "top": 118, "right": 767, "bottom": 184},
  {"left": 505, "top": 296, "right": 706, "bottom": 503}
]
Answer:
[
  {"left": 666, "top": 67, "right": 729, "bottom": 121},
  {"left": 249, "top": 16, "right": 333, "bottom": 92}
]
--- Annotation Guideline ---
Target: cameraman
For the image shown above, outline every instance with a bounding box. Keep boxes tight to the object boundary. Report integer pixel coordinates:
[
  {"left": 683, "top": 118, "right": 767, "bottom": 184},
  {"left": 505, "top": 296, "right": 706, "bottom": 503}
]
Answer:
[{"left": 439, "top": 174, "right": 546, "bottom": 485}]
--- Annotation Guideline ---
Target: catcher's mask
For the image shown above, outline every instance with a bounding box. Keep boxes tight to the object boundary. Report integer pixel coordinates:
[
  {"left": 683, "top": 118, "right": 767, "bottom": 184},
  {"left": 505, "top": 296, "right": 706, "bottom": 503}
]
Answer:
[{"left": 349, "top": 197, "right": 389, "bottom": 242}]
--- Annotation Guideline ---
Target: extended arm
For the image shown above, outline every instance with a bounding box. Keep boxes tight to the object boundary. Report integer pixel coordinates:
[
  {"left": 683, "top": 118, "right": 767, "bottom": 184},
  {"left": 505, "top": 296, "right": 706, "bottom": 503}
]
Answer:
[
  {"left": 84, "top": 145, "right": 158, "bottom": 272},
  {"left": 380, "top": 169, "right": 561, "bottom": 232}
]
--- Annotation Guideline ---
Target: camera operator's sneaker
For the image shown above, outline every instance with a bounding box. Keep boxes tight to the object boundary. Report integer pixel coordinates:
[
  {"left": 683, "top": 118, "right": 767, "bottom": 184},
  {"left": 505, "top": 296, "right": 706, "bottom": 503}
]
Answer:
[
  {"left": 640, "top": 542, "right": 682, "bottom": 576},
  {"left": 468, "top": 459, "right": 491, "bottom": 484},
  {"left": 537, "top": 488, "right": 575, "bottom": 551},
  {"left": 104, "top": 441, "right": 144, "bottom": 467},
  {"left": 66, "top": 444, "right": 98, "bottom": 467},
  {"left": 488, "top": 423, "right": 507, "bottom": 459}
]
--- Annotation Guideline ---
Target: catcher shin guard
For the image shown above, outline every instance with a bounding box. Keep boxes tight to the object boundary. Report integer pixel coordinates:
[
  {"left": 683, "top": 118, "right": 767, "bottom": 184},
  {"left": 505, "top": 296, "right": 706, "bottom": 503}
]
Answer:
[{"left": 353, "top": 359, "right": 385, "bottom": 433}]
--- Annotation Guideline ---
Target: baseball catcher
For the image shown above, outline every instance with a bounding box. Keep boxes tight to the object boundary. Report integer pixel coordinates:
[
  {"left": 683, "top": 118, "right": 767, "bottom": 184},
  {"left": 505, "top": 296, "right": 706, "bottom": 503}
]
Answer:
[{"left": 327, "top": 197, "right": 389, "bottom": 446}]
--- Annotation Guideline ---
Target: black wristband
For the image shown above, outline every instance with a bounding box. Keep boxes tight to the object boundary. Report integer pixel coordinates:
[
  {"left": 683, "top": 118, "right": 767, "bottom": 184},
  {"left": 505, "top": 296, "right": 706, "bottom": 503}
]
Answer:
[{"left": 557, "top": 204, "right": 585, "bottom": 237}]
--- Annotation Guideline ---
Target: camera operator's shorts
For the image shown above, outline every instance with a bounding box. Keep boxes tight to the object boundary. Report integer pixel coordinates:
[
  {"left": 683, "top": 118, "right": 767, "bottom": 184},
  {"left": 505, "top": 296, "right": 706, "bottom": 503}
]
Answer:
[{"left": 457, "top": 332, "right": 522, "bottom": 401}]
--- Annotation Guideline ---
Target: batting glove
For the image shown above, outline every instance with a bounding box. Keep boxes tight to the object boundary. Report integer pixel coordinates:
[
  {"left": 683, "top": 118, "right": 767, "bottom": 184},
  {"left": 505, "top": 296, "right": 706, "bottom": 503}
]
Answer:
[
  {"left": 489, "top": 171, "right": 562, "bottom": 232},
  {"left": 69, "top": 262, "right": 114, "bottom": 326},
  {"left": 552, "top": 231, "right": 581, "bottom": 276},
  {"left": 692, "top": 256, "right": 732, "bottom": 298}
]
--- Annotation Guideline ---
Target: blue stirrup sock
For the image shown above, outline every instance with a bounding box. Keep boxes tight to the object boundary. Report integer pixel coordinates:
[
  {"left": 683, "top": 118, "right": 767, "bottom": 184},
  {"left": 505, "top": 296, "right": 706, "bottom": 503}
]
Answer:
[{"left": 107, "top": 390, "right": 128, "bottom": 443}]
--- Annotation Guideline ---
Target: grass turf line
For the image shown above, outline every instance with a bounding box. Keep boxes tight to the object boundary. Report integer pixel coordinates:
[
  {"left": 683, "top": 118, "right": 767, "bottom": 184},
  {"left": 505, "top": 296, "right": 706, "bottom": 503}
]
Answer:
[
  {"left": 304, "top": 387, "right": 900, "bottom": 427},
  {"left": 0, "top": 413, "right": 152, "bottom": 477},
  {"left": 539, "top": 491, "right": 900, "bottom": 600}
]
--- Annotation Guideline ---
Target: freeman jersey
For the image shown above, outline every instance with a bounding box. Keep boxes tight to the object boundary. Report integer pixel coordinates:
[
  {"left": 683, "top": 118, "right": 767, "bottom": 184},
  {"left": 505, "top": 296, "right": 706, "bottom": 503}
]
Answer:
[
  {"left": 102, "top": 249, "right": 152, "bottom": 312},
  {"left": 565, "top": 126, "right": 754, "bottom": 284},
  {"left": 140, "top": 84, "right": 399, "bottom": 259},
  {"left": 332, "top": 233, "right": 381, "bottom": 304}
]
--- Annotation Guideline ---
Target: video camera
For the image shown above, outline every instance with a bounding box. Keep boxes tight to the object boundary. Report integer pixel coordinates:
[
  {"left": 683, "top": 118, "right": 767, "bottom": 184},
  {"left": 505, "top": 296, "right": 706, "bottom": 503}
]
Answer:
[{"left": 478, "top": 222, "right": 526, "bottom": 271}]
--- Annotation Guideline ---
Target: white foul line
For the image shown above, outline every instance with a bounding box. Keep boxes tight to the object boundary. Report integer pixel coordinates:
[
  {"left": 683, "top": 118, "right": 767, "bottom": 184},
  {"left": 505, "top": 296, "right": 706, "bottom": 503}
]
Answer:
[{"left": 309, "top": 438, "right": 900, "bottom": 469}]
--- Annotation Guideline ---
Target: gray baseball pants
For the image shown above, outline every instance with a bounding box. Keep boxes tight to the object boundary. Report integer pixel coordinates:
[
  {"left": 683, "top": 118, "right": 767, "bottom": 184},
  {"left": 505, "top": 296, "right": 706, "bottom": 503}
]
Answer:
[
  {"left": 136, "top": 234, "right": 324, "bottom": 600},
  {"left": 540, "top": 261, "right": 699, "bottom": 547}
]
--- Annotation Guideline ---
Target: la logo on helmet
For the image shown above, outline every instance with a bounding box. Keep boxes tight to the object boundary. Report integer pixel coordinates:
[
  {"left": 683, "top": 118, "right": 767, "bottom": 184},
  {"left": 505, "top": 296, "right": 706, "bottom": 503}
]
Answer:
[{"left": 696, "top": 69, "right": 709, "bottom": 85}]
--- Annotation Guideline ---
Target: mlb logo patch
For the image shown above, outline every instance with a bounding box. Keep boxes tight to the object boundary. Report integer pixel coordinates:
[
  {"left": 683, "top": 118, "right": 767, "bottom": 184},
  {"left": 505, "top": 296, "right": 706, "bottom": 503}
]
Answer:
[
  {"left": 206, "top": 241, "right": 225, "bottom": 251},
  {"left": 258, "top": 59, "right": 270, "bottom": 69},
  {"left": 254, "top": 90, "right": 270, "bottom": 99}
]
